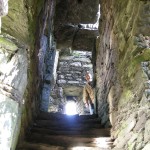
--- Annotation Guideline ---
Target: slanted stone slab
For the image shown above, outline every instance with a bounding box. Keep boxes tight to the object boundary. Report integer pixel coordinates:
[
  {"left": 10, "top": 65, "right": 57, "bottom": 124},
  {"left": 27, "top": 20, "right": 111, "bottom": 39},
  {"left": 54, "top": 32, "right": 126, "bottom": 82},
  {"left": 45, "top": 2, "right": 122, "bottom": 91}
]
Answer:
[
  {"left": 55, "top": 25, "right": 98, "bottom": 50},
  {"left": 54, "top": 0, "right": 99, "bottom": 25},
  {"left": 72, "top": 29, "right": 99, "bottom": 51}
]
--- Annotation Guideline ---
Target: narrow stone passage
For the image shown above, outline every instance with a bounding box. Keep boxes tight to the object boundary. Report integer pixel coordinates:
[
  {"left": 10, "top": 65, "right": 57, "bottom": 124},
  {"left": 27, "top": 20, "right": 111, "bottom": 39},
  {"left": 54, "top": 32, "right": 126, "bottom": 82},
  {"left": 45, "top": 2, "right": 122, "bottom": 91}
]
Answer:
[{"left": 17, "top": 112, "right": 113, "bottom": 150}]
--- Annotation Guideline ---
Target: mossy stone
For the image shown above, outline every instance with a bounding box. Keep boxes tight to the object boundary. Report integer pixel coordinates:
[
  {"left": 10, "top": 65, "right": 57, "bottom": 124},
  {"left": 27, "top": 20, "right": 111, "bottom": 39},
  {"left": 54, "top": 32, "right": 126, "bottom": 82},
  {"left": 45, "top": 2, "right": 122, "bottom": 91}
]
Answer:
[{"left": 0, "top": 37, "right": 18, "bottom": 51}]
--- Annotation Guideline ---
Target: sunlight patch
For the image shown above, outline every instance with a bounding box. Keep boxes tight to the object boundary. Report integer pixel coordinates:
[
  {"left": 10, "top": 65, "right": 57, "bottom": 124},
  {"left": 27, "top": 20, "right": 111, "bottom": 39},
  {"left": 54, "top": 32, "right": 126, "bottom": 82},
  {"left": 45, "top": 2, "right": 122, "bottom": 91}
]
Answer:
[{"left": 65, "top": 101, "right": 77, "bottom": 115}]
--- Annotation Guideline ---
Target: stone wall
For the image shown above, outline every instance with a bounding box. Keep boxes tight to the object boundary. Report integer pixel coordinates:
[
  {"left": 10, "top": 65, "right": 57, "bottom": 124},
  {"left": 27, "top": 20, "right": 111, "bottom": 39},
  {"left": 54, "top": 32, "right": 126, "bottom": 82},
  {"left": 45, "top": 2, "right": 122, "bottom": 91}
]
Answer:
[
  {"left": 0, "top": 0, "right": 48, "bottom": 149},
  {"left": 40, "top": 40, "right": 57, "bottom": 112},
  {"left": 57, "top": 51, "right": 93, "bottom": 88},
  {"left": 46, "top": 50, "right": 93, "bottom": 114},
  {"left": 39, "top": 0, "right": 57, "bottom": 112},
  {"left": 0, "top": 34, "right": 27, "bottom": 150},
  {"left": 96, "top": 0, "right": 150, "bottom": 149},
  {"left": 0, "top": 0, "right": 8, "bottom": 32}
]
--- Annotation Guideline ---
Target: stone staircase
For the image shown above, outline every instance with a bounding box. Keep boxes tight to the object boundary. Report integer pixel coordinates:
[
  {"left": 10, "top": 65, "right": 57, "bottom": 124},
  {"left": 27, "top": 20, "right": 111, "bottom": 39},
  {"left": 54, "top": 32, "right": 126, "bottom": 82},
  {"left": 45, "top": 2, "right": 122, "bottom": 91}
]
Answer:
[{"left": 17, "top": 112, "right": 113, "bottom": 150}]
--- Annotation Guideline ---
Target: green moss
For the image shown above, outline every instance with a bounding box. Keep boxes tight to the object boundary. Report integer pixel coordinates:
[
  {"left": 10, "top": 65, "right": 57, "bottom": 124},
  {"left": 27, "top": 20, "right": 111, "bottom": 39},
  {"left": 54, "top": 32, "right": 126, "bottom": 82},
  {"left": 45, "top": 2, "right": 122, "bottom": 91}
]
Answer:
[
  {"left": 2, "top": 0, "right": 44, "bottom": 46},
  {"left": 2, "top": 0, "right": 29, "bottom": 43},
  {"left": 127, "top": 48, "right": 150, "bottom": 79},
  {"left": 0, "top": 37, "right": 18, "bottom": 51},
  {"left": 118, "top": 88, "right": 133, "bottom": 106},
  {"left": 134, "top": 49, "right": 150, "bottom": 61}
]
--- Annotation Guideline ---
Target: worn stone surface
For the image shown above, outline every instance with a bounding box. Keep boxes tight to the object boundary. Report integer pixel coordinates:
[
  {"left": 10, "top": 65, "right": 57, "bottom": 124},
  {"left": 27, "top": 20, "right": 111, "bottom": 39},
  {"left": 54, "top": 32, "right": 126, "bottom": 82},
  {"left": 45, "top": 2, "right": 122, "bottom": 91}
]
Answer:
[
  {"left": 96, "top": 0, "right": 150, "bottom": 149},
  {"left": 0, "top": 0, "right": 8, "bottom": 32},
  {"left": 54, "top": 0, "right": 99, "bottom": 50},
  {"left": 54, "top": 0, "right": 99, "bottom": 25},
  {"left": 0, "top": 95, "right": 20, "bottom": 150},
  {"left": 0, "top": 35, "right": 27, "bottom": 150},
  {"left": 0, "top": 0, "right": 48, "bottom": 149},
  {"left": 55, "top": 25, "right": 99, "bottom": 51},
  {"left": 1, "top": 0, "right": 150, "bottom": 150},
  {"left": 72, "top": 29, "right": 99, "bottom": 51},
  {"left": 2, "top": 0, "right": 44, "bottom": 44},
  {"left": 57, "top": 51, "right": 92, "bottom": 90},
  {"left": 144, "top": 119, "right": 150, "bottom": 143},
  {"left": 142, "top": 143, "right": 150, "bottom": 150},
  {"left": 40, "top": 39, "right": 57, "bottom": 112},
  {"left": 0, "top": 0, "right": 8, "bottom": 16}
]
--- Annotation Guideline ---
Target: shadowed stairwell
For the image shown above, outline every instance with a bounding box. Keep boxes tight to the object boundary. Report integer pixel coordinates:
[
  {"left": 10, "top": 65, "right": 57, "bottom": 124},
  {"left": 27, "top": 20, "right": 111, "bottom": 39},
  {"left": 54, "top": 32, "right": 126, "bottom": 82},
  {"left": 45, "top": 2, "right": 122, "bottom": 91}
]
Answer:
[
  {"left": 17, "top": 112, "right": 113, "bottom": 150},
  {"left": 1, "top": 0, "right": 150, "bottom": 150}
]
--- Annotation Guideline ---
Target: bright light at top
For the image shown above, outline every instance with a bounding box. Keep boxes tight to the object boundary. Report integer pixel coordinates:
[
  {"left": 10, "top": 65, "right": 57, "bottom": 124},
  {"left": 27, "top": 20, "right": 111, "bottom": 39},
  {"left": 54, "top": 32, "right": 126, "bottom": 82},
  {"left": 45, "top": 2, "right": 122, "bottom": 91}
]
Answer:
[
  {"left": 80, "top": 4, "right": 100, "bottom": 30},
  {"left": 65, "top": 101, "right": 77, "bottom": 115}
]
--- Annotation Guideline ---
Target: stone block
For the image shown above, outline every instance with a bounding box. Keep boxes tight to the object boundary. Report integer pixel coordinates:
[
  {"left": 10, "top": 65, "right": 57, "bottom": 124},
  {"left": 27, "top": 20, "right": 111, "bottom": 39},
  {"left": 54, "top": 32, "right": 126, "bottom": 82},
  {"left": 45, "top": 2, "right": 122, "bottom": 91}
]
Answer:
[
  {"left": 0, "top": 94, "right": 19, "bottom": 150},
  {"left": 55, "top": 25, "right": 77, "bottom": 49},
  {"left": 142, "top": 143, "right": 150, "bottom": 150},
  {"left": 58, "top": 75, "right": 64, "bottom": 79},
  {"left": 66, "top": 76, "right": 73, "bottom": 80},
  {"left": 70, "top": 62, "right": 82, "bottom": 67},
  {"left": 136, "top": 142, "right": 144, "bottom": 150},
  {"left": 144, "top": 89, "right": 150, "bottom": 99},
  {"left": 144, "top": 80, "right": 150, "bottom": 89},
  {"left": 68, "top": 81, "right": 79, "bottom": 84},
  {"left": 0, "top": 0, "right": 8, "bottom": 16},
  {"left": 144, "top": 119, "right": 150, "bottom": 142},
  {"left": 73, "top": 58, "right": 91, "bottom": 63},
  {"left": 41, "top": 84, "right": 51, "bottom": 111},
  {"left": 57, "top": 80, "right": 66, "bottom": 84},
  {"left": 44, "top": 74, "right": 52, "bottom": 84},
  {"left": 70, "top": 67, "right": 83, "bottom": 71},
  {"left": 59, "top": 56, "right": 74, "bottom": 61},
  {"left": 72, "top": 29, "right": 99, "bottom": 51},
  {"left": 83, "top": 64, "right": 93, "bottom": 68},
  {"left": 66, "top": 74, "right": 72, "bottom": 77},
  {"left": 58, "top": 67, "right": 70, "bottom": 72},
  {"left": 141, "top": 62, "right": 149, "bottom": 67},
  {"left": 115, "top": 132, "right": 133, "bottom": 149},
  {"left": 134, "top": 113, "right": 147, "bottom": 132}
]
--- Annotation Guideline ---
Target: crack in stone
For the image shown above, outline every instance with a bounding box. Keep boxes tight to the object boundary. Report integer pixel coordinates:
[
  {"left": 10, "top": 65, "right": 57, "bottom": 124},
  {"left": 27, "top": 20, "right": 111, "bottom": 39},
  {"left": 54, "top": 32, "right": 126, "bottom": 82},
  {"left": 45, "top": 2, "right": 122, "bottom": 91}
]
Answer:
[{"left": 0, "top": 83, "right": 22, "bottom": 104}]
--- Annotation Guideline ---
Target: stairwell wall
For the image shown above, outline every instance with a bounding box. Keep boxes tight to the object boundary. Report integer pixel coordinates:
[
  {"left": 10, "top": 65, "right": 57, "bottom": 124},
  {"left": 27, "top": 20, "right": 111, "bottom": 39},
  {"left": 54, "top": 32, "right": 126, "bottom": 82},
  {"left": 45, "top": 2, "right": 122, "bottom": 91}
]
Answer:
[
  {"left": 0, "top": 0, "right": 53, "bottom": 149},
  {"left": 96, "top": 0, "right": 150, "bottom": 149}
]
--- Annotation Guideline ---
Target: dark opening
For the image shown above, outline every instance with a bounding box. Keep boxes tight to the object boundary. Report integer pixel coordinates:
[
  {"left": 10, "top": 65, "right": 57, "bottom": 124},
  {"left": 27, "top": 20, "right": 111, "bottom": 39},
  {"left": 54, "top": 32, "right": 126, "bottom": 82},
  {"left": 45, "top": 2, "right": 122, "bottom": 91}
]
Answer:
[{"left": 77, "top": 0, "right": 83, "bottom": 4}]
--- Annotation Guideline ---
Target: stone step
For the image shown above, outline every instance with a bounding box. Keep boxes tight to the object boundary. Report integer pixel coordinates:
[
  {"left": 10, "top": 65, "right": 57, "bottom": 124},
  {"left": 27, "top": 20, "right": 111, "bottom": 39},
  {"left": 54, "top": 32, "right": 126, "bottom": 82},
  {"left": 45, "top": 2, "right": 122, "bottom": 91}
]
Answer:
[
  {"left": 32, "top": 126, "right": 100, "bottom": 131},
  {"left": 26, "top": 133, "right": 113, "bottom": 147},
  {"left": 30, "top": 127, "right": 110, "bottom": 137},
  {"left": 35, "top": 117, "right": 101, "bottom": 125},
  {"left": 37, "top": 116, "right": 101, "bottom": 124},
  {"left": 38, "top": 111, "right": 98, "bottom": 120},
  {"left": 33, "top": 120, "right": 102, "bottom": 129},
  {"left": 18, "top": 142, "right": 111, "bottom": 150},
  {"left": 17, "top": 142, "right": 65, "bottom": 150}
]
